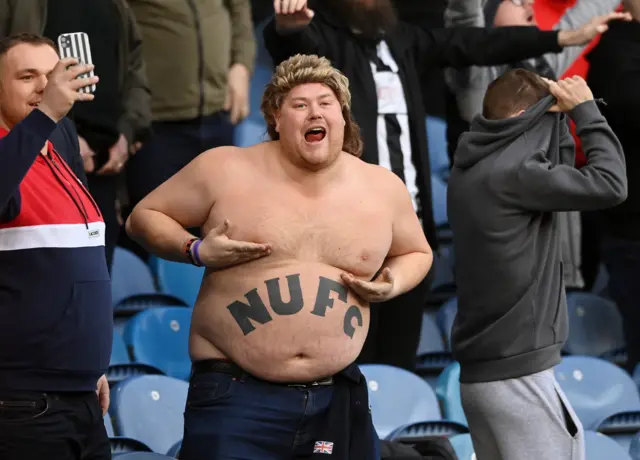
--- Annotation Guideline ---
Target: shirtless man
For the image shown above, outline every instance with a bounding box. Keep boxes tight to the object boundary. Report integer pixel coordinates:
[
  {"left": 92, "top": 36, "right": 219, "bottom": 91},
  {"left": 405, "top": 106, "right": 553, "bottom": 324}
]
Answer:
[{"left": 126, "top": 54, "right": 432, "bottom": 460}]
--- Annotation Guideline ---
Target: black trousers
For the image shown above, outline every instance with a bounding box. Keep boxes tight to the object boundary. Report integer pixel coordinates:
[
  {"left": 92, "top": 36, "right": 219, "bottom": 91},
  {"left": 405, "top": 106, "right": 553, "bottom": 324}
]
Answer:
[
  {"left": 356, "top": 276, "right": 430, "bottom": 371},
  {"left": 0, "top": 390, "right": 110, "bottom": 460},
  {"left": 87, "top": 173, "right": 119, "bottom": 273}
]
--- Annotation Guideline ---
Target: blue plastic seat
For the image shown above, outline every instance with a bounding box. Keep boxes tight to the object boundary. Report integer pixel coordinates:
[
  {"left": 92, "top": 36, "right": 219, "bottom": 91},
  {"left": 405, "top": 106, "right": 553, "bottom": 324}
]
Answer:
[
  {"left": 426, "top": 116, "right": 450, "bottom": 180},
  {"left": 596, "top": 411, "right": 640, "bottom": 452},
  {"left": 585, "top": 431, "right": 633, "bottom": 460},
  {"left": 448, "top": 433, "right": 475, "bottom": 460},
  {"left": 123, "top": 307, "right": 192, "bottom": 381},
  {"left": 435, "top": 297, "right": 458, "bottom": 350},
  {"left": 415, "top": 313, "right": 451, "bottom": 387},
  {"left": 564, "top": 292, "right": 626, "bottom": 361},
  {"left": 234, "top": 118, "right": 268, "bottom": 147},
  {"left": 110, "top": 437, "right": 154, "bottom": 455},
  {"left": 114, "top": 295, "right": 188, "bottom": 335},
  {"left": 431, "top": 175, "right": 448, "bottom": 228},
  {"left": 112, "top": 247, "right": 157, "bottom": 307},
  {"left": 360, "top": 364, "right": 442, "bottom": 439},
  {"left": 386, "top": 420, "right": 468, "bottom": 442},
  {"left": 416, "top": 313, "right": 446, "bottom": 357},
  {"left": 166, "top": 440, "right": 182, "bottom": 458},
  {"left": 104, "top": 413, "right": 115, "bottom": 437},
  {"left": 106, "top": 363, "right": 165, "bottom": 387},
  {"left": 155, "top": 260, "right": 205, "bottom": 308},
  {"left": 629, "top": 431, "right": 640, "bottom": 460},
  {"left": 435, "top": 361, "right": 467, "bottom": 427},
  {"left": 111, "top": 454, "right": 173, "bottom": 459},
  {"left": 110, "top": 375, "right": 188, "bottom": 455},
  {"left": 428, "top": 246, "right": 456, "bottom": 305},
  {"left": 111, "top": 330, "right": 131, "bottom": 366},
  {"left": 554, "top": 356, "right": 640, "bottom": 429}
]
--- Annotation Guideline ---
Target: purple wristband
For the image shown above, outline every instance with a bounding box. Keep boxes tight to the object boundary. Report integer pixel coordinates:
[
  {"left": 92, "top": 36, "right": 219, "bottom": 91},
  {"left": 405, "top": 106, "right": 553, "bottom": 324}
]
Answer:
[{"left": 191, "top": 239, "right": 204, "bottom": 266}]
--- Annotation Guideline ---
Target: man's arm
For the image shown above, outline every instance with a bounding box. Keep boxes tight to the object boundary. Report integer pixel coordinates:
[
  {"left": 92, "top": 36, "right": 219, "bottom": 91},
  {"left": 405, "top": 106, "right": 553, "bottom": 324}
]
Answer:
[
  {"left": 544, "top": 0, "right": 623, "bottom": 77},
  {"left": 117, "top": 0, "right": 152, "bottom": 146},
  {"left": 506, "top": 100, "right": 627, "bottom": 212},
  {"left": 228, "top": 0, "right": 257, "bottom": 74},
  {"left": 381, "top": 171, "right": 433, "bottom": 299},
  {"left": 262, "top": 15, "right": 325, "bottom": 65},
  {"left": 125, "top": 148, "right": 225, "bottom": 263},
  {"left": 0, "top": 110, "right": 58, "bottom": 219}
]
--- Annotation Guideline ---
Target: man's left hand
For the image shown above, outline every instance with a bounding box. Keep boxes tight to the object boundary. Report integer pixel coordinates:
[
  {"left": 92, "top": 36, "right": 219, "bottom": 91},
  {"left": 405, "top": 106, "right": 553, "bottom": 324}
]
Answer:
[
  {"left": 225, "top": 63, "right": 250, "bottom": 125},
  {"left": 96, "top": 374, "right": 110, "bottom": 416},
  {"left": 97, "top": 134, "right": 129, "bottom": 175},
  {"left": 558, "top": 12, "right": 632, "bottom": 46},
  {"left": 341, "top": 268, "right": 395, "bottom": 303}
]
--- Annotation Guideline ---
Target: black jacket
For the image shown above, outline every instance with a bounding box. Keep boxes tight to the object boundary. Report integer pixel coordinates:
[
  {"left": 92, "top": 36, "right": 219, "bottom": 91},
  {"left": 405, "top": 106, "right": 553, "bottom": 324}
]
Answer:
[
  {"left": 264, "top": 6, "right": 562, "bottom": 247},
  {"left": 587, "top": 20, "right": 640, "bottom": 240}
]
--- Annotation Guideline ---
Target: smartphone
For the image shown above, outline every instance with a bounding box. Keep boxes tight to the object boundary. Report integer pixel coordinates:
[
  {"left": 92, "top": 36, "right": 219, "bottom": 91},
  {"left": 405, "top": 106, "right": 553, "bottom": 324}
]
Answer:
[{"left": 57, "top": 32, "right": 96, "bottom": 94}]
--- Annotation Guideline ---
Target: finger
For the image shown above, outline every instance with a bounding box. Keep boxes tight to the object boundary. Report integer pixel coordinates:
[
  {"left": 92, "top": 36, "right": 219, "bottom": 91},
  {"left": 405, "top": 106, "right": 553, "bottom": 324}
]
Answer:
[
  {"left": 56, "top": 57, "right": 80, "bottom": 72},
  {"left": 212, "top": 219, "right": 230, "bottom": 237},
  {"left": 96, "top": 157, "right": 120, "bottom": 176},
  {"left": 226, "top": 240, "right": 272, "bottom": 253},
  {"left": 547, "top": 105, "right": 562, "bottom": 113},
  {"left": 66, "top": 63, "right": 96, "bottom": 80},
  {"left": 76, "top": 91, "right": 95, "bottom": 102},
  {"left": 341, "top": 273, "right": 376, "bottom": 293},
  {"left": 306, "top": 7, "right": 314, "bottom": 19},
  {"left": 273, "top": 0, "right": 281, "bottom": 14},
  {"left": 596, "top": 24, "right": 608, "bottom": 34},
  {"left": 224, "top": 88, "right": 231, "bottom": 111},
  {"left": 296, "top": 0, "right": 307, "bottom": 12},
  {"left": 69, "top": 75, "right": 99, "bottom": 90}
]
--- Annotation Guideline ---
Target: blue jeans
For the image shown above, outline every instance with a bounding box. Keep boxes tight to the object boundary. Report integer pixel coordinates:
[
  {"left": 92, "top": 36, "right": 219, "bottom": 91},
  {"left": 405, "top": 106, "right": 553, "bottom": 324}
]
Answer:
[{"left": 180, "top": 364, "right": 380, "bottom": 460}]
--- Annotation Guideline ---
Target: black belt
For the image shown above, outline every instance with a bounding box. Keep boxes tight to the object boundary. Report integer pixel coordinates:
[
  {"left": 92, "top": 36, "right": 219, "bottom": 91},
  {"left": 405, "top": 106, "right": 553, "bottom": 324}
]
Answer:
[{"left": 192, "top": 359, "right": 334, "bottom": 388}]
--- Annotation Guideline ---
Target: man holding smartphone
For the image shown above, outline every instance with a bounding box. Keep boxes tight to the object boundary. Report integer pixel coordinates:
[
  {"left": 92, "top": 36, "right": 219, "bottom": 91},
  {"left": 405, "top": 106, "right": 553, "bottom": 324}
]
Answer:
[{"left": 0, "top": 33, "right": 112, "bottom": 460}]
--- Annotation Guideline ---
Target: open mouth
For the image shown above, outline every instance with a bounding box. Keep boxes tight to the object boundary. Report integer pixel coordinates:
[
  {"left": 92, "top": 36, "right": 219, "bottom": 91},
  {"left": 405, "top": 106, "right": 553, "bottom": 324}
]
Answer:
[
  {"left": 29, "top": 103, "right": 40, "bottom": 108},
  {"left": 304, "top": 127, "right": 327, "bottom": 143}
]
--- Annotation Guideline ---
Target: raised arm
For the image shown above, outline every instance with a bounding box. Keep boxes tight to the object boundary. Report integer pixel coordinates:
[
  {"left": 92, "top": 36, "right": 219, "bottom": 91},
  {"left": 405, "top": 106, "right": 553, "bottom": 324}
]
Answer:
[
  {"left": 408, "top": 12, "right": 629, "bottom": 70},
  {"left": 504, "top": 78, "right": 626, "bottom": 212},
  {"left": 263, "top": 0, "right": 325, "bottom": 64},
  {"left": 544, "top": 0, "right": 624, "bottom": 77}
]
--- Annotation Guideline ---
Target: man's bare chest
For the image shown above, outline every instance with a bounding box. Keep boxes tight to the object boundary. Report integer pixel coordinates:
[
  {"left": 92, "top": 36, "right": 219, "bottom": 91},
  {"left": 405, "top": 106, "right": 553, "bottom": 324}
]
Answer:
[{"left": 210, "top": 189, "right": 393, "bottom": 277}]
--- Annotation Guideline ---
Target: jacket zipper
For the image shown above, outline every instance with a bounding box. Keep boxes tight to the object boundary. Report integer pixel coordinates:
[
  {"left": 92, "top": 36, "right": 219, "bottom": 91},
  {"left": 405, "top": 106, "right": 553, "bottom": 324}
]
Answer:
[
  {"left": 52, "top": 149, "right": 102, "bottom": 218},
  {"left": 186, "top": 0, "right": 205, "bottom": 118}
]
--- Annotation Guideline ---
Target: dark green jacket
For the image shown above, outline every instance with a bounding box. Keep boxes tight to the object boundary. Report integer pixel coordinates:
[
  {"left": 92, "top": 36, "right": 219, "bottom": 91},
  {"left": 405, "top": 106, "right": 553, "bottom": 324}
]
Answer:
[{"left": 0, "top": 0, "right": 152, "bottom": 144}]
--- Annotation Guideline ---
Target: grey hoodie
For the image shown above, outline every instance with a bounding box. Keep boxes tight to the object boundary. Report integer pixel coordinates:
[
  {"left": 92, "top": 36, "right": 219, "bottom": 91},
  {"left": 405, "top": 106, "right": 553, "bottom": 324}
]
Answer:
[{"left": 447, "top": 97, "right": 627, "bottom": 384}]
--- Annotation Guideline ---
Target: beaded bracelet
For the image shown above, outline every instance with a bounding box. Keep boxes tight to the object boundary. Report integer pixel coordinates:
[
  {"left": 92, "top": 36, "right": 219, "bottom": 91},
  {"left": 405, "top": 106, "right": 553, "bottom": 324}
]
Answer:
[{"left": 184, "top": 237, "right": 202, "bottom": 266}]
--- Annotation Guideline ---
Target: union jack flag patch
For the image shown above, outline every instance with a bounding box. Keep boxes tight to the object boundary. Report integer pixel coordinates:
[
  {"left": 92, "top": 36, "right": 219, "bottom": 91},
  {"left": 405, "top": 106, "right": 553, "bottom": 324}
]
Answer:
[{"left": 313, "top": 441, "right": 334, "bottom": 454}]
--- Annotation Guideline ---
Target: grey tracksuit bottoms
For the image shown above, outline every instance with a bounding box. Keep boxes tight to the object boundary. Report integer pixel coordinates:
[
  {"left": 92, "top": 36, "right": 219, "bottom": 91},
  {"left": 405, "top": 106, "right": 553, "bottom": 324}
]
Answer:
[{"left": 460, "top": 368, "right": 585, "bottom": 460}]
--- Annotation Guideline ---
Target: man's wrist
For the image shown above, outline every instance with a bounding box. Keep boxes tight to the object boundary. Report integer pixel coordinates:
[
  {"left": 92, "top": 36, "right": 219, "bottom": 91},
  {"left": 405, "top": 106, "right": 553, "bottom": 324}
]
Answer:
[{"left": 557, "top": 29, "right": 583, "bottom": 47}]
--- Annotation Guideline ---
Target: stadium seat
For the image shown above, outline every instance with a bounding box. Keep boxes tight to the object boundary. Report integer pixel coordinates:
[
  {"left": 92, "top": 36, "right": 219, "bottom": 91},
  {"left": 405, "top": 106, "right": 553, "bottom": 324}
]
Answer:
[
  {"left": 564, "top": 292, "right": 626, "bottom": 362},
  {"left": 123, "top": 307, "right": 192, "bottom": 381},
  {"left": 585, "top": 431, "right": 633, "bottom": 460},
  {"left": 435, "top": 361, "right": 467, "bottom": 427},
  {"left": 386, "top": 420, "right": 468, "bottom": 442},
  {"left": 431, "top": 175, "right": 448, "bottom": 228},
  {"left": 234, "top": 118, "right": 268, "bottom": 147},
  {"left": 112, "top": 247, "right": 157, "bottom": 307},
  {"left": 166, "top": 440, "right": 182, "bottom": 458},
  {"left": 427, "top": 246, "right": 456, "bottom": 306},
  {"left": 435, "top": 297, "right": 458, "bottom": 350},
  {"left": 106, "top": 363, "right": 165, "bottom": 387},
  {"left": 110, "top": 437, "right": 154, "bottom": 455},
  {"left": 554, "top": 356, "right": 640, "bottom": 429},
  {"left": 110, "top": 375, "right": 188, "bottom": 455},
  {"left": 155, "top": 259, "right": 205, "bottom": 308},
  {"left": 629, "top": 431, "right": 640, "bottom": 460},
  {"left": 448, "top": 433, "right": 475, "bottom": 460},
  {"left": 415, "top": 313, "right": 451, "bottom": 387},
  {"left": 111, "top": 330, "right": 130, "bottom": 366},
  {"left": 595, "top": 411, "right": 640, "bottom": 452},
  {"left": 360, "top": 364, "right": 443, "bottom": 439},
  {"left": 111, "top": 454, "right": 173, "bottom": 459},
  {"left": 426, "top": 116, "right": 450, "bottom": 181},
  {"left": 114, "top": 294, "right": 188, "bottom": 335},
  {"left": 104, "top": 413, "right": 115, "bottom": 437}
]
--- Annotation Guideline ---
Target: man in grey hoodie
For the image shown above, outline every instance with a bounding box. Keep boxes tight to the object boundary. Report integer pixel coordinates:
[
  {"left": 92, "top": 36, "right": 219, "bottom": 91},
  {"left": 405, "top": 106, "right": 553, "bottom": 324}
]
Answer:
[{"left": 447, "top": 69, "right": 627, "bottom": 460}]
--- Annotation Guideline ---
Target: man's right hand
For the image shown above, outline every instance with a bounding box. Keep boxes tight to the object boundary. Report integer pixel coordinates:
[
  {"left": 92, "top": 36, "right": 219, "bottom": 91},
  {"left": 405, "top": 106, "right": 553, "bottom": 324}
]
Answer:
[
  {"left": 543, "top": 76, "right": 594, "bottom": 113},
  {"left": 196, "top": 219, "right": 272, "bottom": 270},
  {"left": 38, "top": 57, "right": 99, "bottom": 123},
  {"left": 274, "top": 0, "right": 314, "bottom": 30}
]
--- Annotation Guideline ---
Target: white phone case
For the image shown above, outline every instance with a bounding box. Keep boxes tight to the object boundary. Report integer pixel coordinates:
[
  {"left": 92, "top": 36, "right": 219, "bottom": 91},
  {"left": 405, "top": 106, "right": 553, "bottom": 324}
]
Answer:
[{"left": 57, "top": 32, "right": 96, "bottom": 94}]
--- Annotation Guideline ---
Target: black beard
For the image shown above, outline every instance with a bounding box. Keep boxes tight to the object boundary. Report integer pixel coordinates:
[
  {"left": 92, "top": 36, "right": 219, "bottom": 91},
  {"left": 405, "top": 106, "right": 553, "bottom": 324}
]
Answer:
[{"left": 323, "top": 0, "right": 398, "bottom": 39}]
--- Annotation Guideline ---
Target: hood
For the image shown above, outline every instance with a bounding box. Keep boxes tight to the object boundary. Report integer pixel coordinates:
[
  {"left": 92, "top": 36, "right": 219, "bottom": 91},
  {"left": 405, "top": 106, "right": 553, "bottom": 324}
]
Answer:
[{"left": 453, "top": 95, "right": 556, "bottom": 170}]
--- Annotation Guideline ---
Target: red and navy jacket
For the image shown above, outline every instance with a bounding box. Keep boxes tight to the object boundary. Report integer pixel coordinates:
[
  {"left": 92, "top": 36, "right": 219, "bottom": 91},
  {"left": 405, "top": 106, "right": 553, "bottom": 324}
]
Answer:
[{"left": 0, "top": 109, "right": 113, "bottom": 392}]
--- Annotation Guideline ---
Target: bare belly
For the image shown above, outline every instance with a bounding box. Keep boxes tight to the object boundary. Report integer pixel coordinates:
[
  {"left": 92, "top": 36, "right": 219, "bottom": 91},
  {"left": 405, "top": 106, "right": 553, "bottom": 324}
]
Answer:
[{"left": 189, "top": 258, "right": 370, "bottom": 382}]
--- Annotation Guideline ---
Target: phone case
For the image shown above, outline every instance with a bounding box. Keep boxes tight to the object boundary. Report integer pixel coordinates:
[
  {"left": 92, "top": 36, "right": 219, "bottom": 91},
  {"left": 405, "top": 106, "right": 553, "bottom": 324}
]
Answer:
[{"left": 57, "top": 32, "right": 96, "bottom": 94}]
